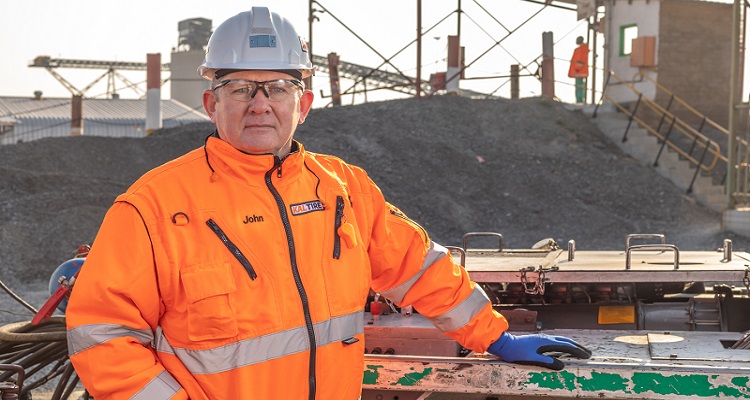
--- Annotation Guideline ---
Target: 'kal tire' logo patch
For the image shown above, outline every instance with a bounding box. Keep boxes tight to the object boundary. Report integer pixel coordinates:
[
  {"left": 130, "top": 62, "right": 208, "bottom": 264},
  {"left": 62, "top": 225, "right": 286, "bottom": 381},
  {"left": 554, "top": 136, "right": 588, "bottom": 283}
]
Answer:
[{"left": 290, "top": 200, "right": 325, "bottom": 216}]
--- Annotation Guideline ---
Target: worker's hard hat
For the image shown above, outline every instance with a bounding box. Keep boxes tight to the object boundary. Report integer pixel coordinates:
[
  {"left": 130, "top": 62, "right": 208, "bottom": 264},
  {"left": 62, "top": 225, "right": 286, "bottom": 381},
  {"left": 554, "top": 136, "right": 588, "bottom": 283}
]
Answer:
[{"left": 198, "top": 6, "right": 314, "bottom": 81}]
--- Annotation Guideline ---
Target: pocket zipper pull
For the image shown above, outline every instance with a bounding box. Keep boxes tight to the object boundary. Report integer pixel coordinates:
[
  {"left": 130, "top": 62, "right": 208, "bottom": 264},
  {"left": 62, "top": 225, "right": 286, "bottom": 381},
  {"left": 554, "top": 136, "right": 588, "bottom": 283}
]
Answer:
[{"left": 337, "top": 222, "right": 357, "bottom": 249}]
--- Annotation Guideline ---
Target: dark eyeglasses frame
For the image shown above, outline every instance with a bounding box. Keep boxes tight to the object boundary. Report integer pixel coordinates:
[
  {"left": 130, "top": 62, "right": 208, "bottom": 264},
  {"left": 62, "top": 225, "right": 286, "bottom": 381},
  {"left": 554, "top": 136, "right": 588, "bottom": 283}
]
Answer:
[{"left": 212, "top": 79, "right": 304, "bottom": 101}]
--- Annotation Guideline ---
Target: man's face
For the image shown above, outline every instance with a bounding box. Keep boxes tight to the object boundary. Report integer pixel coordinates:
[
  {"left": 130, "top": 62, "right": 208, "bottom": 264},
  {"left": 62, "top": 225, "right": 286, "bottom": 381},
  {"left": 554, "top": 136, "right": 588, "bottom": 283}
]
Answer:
[{"left": 202, "top": 70, "right": 314, "bottom": 156}]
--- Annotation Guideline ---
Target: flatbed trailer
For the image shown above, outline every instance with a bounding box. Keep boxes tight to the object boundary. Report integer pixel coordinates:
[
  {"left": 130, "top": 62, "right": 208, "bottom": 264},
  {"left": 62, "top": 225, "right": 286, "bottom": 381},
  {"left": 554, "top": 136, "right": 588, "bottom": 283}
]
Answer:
[
  {"left": 0, "top": 233, "right": 748, "bottom": 399},
  {"left": 362, "top": 233, "right": 750, "bottom": 400}
]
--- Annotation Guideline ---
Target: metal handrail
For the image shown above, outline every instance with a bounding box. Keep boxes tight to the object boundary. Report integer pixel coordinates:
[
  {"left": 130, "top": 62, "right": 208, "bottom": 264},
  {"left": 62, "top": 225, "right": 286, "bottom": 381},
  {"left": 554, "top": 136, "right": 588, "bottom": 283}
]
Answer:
[
  {"left": 601, "top": 95, "right": 722, "bottom": 172},
  {"left": 635, "top": 72, "right": 750, "bottom": 202},
  {"left": 601, "top": 71, "right": 723, "bottom": 173},
  {"left": 462, "top": 232, "right": 504, "bottom": 252},
  {"left": 625, "top": 244, "right": 680, "bottom": 270},
  {"left": 637, "top": 97, "right": 724, "bottom": 170},
  {"left": 625, "top": 233, "right": 665, "bottom": 250},
  {"left": 637, "top": 72, "right": 732, "bottom": 137}
]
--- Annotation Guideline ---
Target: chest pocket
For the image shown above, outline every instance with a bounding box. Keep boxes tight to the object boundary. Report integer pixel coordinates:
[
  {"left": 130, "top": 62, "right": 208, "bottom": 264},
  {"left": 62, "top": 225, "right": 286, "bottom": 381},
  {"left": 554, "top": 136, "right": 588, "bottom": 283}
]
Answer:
[
  {"left": 172, "top": 211, "right": 285, "bottom": 342},
  {"left": 182, "top": 263, "right": 238, "bottom": 341},
  {"left": 321, "top": 190, "right": 371, "bottom": 316}
]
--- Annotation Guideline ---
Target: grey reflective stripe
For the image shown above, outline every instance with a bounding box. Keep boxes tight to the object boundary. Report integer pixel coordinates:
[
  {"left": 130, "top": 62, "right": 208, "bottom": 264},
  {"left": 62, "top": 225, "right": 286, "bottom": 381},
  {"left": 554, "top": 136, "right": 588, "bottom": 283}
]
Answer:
[
  {"left": 314, "top": 312, "right": 364, "bottom": 347},
  {"left": 155, "top": 310, "right": 363, "bottom": 375},
  {"left": 131, "top": 370, "right": 182, "bottom": 400},
  {"left": 430, "top": 285, "right": 491, "bottom": 332},
  {"left": 67, "top": 324, "right": 153, "bottom": 356},
  {"left": 380, "top": 242, "right": 448, "bottom": 304}
]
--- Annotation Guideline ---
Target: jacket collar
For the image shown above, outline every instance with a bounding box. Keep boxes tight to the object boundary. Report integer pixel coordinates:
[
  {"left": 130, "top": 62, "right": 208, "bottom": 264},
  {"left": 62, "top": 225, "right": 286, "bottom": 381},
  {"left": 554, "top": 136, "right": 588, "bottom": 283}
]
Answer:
[{"left": 204, "top": 134, "right": 305, "bottom": 187}]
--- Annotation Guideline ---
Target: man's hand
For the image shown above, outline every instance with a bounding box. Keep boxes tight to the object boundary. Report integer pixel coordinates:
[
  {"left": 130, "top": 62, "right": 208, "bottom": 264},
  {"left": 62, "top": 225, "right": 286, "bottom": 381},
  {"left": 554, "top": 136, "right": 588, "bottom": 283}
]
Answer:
[{"left": 487, "top": 332, "right": 592, "bottom": 370}]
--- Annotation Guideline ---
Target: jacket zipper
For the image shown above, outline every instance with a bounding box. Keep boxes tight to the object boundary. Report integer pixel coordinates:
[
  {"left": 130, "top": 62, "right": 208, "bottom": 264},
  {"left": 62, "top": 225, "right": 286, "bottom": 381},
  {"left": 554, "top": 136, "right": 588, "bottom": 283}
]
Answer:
[
  {"left": 205, "top": 219, "right": 257, "bottom": 280},
  {"left": 389, "top": 209, "right": 429, "bottom": 240},
  {"left": 266, "top": 157, "right": 317, "bottom": 400},
  {"left": 333, "top": 195, "right": 344, "bottom": 259}
]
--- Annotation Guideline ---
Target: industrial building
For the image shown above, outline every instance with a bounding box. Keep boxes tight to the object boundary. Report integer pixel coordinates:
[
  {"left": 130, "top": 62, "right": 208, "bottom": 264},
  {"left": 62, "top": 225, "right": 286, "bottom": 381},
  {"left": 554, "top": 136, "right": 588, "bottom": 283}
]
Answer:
[{"left": 0, "top": 17, "right": 213, "bottom": 144}]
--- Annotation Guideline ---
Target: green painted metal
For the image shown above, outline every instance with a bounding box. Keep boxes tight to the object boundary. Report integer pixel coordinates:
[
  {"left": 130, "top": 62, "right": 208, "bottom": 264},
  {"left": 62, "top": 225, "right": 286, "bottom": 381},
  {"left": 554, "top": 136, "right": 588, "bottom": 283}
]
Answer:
[
  {"left": 363, "top": 357, "right": 750, "bottom": 399},
  {"left": 394, "top": 367, "right": 433, "bottom": 386},
  {"left": 524, "top": 371, "right": 750, "bottom": 398},
  {"left": 363, "top": 365, "right": 382, "bottom": 385}
]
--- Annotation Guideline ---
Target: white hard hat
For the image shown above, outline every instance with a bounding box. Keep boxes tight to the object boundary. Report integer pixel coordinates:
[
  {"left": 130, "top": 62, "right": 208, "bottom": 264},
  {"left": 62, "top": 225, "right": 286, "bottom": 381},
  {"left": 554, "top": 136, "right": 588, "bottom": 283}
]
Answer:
[{"left": 198, "top": 6, "right": 314, "bottom": 81}]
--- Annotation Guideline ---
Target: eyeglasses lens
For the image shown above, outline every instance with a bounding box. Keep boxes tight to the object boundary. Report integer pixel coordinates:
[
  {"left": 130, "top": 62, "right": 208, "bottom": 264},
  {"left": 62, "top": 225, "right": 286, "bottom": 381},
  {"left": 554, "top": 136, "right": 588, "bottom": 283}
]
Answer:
[{"left": 217, "top": 80, "right": 301, "bottom": 102}]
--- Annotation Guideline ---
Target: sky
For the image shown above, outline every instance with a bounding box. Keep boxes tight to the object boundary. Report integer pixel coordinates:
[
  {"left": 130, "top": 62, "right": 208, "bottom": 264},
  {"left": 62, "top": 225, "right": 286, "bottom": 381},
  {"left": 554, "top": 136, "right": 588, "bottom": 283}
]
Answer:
[{"left": 0, "top": 0, "right": 598, "bottom": 107}]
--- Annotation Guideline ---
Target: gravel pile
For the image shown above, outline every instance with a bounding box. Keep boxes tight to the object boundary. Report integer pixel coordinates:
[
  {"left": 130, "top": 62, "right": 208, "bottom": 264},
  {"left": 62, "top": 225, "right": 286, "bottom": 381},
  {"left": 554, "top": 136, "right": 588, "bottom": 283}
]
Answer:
[{"left": 1, "top": 95, "right": 747, "bottom": 292}]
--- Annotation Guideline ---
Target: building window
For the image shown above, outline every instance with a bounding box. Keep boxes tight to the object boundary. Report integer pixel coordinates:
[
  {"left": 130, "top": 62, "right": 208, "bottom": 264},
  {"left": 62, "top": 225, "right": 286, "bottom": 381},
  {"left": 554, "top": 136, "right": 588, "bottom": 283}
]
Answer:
[{"left": 620, "top": 24, "right": 638, "bottom": 56}]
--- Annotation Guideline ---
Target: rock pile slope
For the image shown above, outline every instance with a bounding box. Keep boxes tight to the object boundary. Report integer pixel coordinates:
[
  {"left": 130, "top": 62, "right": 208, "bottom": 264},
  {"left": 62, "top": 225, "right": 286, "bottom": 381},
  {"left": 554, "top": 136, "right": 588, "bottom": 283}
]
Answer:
[{"left": 0, "top": 95, "right": 746, "bottom": 286}]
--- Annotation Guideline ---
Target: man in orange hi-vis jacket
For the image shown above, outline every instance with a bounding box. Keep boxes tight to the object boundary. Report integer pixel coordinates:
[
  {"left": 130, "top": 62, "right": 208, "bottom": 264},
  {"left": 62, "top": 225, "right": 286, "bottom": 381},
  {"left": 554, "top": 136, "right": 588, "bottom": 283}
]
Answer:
[
  {"left": 65, "top": 6, "right": 592, "bottom": 400},
  {"left": 568, "top": 36, "right": 590, "bottom": 103}
]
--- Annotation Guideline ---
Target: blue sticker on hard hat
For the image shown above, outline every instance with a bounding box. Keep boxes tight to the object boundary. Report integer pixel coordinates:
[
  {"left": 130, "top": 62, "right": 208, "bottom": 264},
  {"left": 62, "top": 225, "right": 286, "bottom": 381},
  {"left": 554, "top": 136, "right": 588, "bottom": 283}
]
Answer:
[{"left": 250, "top": 35, "right": 277, "bottom": 48}]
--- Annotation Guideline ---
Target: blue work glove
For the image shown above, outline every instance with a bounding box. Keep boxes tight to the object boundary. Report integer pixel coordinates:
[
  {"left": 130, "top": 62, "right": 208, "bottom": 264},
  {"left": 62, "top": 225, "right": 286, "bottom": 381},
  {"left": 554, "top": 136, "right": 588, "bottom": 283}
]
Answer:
[{"left": 487, "top": 332, "right": 592, "bottom": 370}]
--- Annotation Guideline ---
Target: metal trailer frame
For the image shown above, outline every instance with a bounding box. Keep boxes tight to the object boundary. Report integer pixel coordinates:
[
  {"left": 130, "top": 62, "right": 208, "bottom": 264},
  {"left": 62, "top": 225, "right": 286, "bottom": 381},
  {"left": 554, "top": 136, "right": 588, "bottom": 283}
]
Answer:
[
  {"left": 363, "top": 328, "right": 750, "bottom": 399},
  {"left": 362, "top": 238, "right": 750, "bottom": 399}
]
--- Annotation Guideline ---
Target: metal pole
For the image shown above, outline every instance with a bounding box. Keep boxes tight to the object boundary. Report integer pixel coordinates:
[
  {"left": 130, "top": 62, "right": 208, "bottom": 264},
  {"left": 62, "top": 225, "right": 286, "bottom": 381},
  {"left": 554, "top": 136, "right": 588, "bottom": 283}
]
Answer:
[
  {"left": 308, "top": 0, "right": 314, "bottom": 59},
  {"left": 447, "top": 36, "right": 460, "bottom": 94},
  {"left": 511, "top": 64, "right": 519, "bottom": 99},
  {"left": 585, "top": 17, "right": 592, "bottom": 104},
  {"left": 591, "top": 14, "right": 598, "bottom": 104},
  {"left": 145, "top": 53, "right": 162, "bottom": 136},
  {"left": 417, "top": 0, "right": 422, "bottom": 98},
  {"left": 457, "top": 0, "right": 462, "bottom": 38},
  {"left": 728, "top": 0, "right": 742, "bottom": 209},
  {"left": 542, "top": 31, "right": 555, "bottom": 99},
  {"left": 327, "top": 53, "right": 342, "bottom": 106},
  {"left": 71, "top": 95, "right": 83, "bottom": 136},
  {"left": 741, "top": 0, "right": 748, "bottom": 134},
  {"left": 307, "top": 0, "right": 314, "bottom": 90}
]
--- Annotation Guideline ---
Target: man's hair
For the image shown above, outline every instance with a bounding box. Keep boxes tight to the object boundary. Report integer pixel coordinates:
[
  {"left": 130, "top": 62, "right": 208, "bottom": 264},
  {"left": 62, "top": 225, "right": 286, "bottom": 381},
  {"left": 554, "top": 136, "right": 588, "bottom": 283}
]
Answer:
[{"left": 576, "top": 36, "right": 584, "bottom": 45}]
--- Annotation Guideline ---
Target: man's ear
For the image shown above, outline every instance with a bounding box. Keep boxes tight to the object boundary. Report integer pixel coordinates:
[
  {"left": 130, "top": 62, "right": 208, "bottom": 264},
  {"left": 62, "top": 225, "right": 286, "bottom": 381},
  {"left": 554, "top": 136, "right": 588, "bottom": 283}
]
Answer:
[
  {"left": 297, "top": 90, "right": 315, "bottom": 124},
  {"left": 203, "top": 90, "right": 218, "bottom": 122}
]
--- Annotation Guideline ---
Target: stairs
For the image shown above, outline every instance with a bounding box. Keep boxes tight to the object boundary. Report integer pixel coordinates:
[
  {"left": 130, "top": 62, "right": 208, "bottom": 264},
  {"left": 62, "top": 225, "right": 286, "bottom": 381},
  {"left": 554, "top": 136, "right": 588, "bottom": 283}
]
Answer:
[{"left": 579, "top": 103, "right": 727, "bottom": 213}]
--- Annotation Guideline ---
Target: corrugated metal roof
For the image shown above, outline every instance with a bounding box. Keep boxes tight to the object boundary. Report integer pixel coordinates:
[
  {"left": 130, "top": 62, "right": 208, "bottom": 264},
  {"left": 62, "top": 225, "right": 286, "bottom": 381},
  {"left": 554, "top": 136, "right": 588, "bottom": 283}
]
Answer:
[
  {"left": 0, "top": 95, "right": 209, "bottom": 143},
  {"left": 0, "top": 96, "right": 208, "bottom": 121}
]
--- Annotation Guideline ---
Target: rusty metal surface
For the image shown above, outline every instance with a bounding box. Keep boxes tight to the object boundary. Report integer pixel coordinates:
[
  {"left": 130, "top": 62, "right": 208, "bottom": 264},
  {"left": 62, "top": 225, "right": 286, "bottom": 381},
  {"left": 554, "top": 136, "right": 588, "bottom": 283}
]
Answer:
[{"left": 362, "top": 329, "right": 750, "bottom": 399}]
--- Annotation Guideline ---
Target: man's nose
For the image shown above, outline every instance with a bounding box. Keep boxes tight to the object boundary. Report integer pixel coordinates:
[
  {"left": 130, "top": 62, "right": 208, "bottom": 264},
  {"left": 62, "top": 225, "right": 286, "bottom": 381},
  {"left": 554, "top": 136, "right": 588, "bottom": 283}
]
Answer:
[{"left": 246, "top": 90, "right": 272, "bottom": 113}]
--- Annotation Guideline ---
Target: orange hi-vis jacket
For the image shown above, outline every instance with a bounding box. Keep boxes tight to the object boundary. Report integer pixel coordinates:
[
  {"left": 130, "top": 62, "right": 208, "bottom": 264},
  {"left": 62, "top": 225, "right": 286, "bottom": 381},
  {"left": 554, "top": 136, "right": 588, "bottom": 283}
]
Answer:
[
  {"left": 568, "top": 43, "right": 590, "bottom": 78},
  {"left": 66, "top": 135, "right": 508, "bottom": 400}
]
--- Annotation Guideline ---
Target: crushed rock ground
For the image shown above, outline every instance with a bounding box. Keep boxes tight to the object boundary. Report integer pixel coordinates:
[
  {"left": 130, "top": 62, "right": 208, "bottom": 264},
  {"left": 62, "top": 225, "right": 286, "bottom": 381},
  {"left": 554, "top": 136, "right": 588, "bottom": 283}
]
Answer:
[{"left": 1, "top": 95, "right": 748, "bottom": 311}]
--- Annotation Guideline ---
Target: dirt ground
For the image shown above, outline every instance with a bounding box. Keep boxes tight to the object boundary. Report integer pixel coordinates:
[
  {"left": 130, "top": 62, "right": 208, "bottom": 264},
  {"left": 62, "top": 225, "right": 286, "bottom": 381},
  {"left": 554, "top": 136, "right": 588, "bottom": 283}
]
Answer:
[
  {"left": 1, "top": 94, "right": 747, "bottom": 308},
  {"left": 1, "top": 94, "right": 749, "bottom": 399}
]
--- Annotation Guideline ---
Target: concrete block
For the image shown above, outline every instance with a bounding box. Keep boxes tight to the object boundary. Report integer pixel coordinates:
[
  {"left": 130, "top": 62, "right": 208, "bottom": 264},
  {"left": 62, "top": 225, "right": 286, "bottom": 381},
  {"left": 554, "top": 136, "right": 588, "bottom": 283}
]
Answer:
[{"left": 723, "top": 208, "right": 750, "bottom": 236}]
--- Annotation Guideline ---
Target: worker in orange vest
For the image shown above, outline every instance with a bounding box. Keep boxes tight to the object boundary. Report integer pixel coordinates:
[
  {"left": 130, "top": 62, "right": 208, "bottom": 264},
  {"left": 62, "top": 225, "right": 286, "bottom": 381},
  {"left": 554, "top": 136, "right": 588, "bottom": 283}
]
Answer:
[
  {"left": 568, "top": 36, "right": 590, "bottom": 104},
  {"left": 66, "top": 6, "right": 592, "bottom": 399}
]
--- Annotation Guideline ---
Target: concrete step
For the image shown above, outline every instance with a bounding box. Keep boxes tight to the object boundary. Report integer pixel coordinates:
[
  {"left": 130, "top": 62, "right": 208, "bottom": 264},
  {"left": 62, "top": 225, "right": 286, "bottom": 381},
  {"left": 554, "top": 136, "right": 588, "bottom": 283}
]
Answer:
[
  {"left": 700, "top": 193, "right": 729, "bottom": 209},
  {"left": 592, "top": 109, "right": 726, "bottom": 212}
]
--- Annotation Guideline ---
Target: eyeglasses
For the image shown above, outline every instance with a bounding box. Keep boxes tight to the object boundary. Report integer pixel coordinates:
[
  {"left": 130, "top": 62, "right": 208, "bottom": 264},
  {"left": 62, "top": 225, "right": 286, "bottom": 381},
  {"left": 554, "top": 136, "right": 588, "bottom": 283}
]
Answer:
[{"left": 213, "top": 79, "right": 304, "bottom": 102}]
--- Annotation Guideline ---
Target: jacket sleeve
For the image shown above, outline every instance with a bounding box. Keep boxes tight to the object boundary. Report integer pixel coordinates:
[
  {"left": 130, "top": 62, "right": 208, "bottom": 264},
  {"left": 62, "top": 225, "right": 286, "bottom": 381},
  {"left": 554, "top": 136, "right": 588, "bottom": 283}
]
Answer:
[
  {"left": 360, "top": 171, "right": 509, "bottom": 353},
  {"left": 66, "top": 201, "right": 187, "bottom": 400}
]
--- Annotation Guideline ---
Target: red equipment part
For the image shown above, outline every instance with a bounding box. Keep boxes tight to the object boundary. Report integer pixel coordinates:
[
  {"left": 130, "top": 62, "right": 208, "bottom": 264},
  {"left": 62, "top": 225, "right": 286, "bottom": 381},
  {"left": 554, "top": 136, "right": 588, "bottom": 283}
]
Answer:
[
  {"left": 31, "top": 245, "right": 90, "bottom": 326},
  {"left": 31, "top": 269, "right": 80, "bottom": 326}
]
